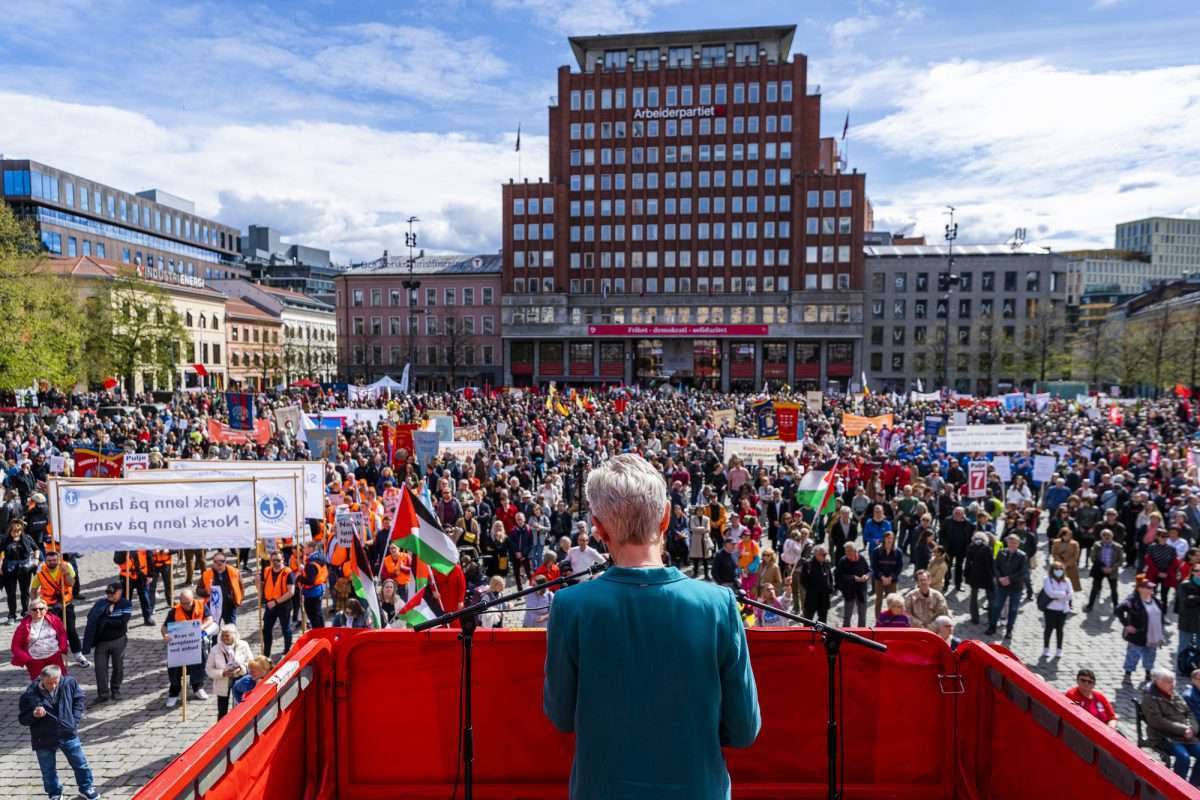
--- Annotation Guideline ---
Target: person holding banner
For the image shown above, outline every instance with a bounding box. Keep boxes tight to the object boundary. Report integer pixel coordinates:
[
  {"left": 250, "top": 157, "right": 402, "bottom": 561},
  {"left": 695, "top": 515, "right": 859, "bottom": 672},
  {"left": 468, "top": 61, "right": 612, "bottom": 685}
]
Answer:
[
  {"left": 258, "top": 552, "right": 296, "bottom": 659},
  {"left": 200, "top": 553, "right": 244, "bottom": 625},
  {"left": 115, "top": 550, "right": 154, "bottom": 627},
  {"left": 33, "top": 548, "right": 87, "bottom": 668},
  {"left": 160, "top": 588, "right": 211, "bottom": 708},
  {"left": 295, "top": 543, "right": 328, "bottom": 629}
]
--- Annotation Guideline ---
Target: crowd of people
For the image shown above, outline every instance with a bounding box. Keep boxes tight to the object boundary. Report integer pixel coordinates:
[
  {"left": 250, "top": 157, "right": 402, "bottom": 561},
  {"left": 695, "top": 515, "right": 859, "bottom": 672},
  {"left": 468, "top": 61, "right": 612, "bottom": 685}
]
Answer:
[{"left": 6, "top": 381, "right": 1200, "bottom": 789}]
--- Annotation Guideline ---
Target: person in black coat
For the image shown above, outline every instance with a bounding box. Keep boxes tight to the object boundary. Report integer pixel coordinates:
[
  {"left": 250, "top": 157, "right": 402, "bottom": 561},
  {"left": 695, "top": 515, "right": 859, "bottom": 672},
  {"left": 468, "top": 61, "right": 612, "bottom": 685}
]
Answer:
[
  {"left": 827, "top": 507, "right": 858, "bottom": 556},
  {"left": 964, "top": 534, "right": 995, "bottom": 625},
  {"left": 2, "top": 519, "right": 39, "bottom": 622},
  {"left": 507, "top": 515, "right": 535, "bottom": 590},
  {"left": 1116, "top": 578, "right": 1168, "bottom": 685},
  {"left": 939, "top": 507, "right": 974, "bottom": 592},
  {"left": 835, "top": 543, "right": 871, "bottom": 627},
  {"left": 80, "top": 582, "right": 133, "bottom": 702},
  {"left": 18, "top": 665, "right": 99, "bottom": 799},
  {"left": 712, "top": 539, "right": 738, "bottom": 590},
  {"left": 800, "top": 546, "right": 835, "bottom": 623}
]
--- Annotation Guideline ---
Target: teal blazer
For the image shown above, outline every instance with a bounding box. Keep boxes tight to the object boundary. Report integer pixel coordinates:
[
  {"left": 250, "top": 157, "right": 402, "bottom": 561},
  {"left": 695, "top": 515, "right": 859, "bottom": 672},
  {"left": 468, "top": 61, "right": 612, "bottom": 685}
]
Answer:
[{"left": 543, "top": 566, "right": 761, "bottom": 799}]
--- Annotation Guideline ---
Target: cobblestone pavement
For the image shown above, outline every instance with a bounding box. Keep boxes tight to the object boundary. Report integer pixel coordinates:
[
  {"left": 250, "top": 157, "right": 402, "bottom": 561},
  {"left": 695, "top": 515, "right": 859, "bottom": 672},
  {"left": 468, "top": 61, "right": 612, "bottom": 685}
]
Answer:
[{"left": 0, "top": 545, "right": 1165, "bottom": 798}]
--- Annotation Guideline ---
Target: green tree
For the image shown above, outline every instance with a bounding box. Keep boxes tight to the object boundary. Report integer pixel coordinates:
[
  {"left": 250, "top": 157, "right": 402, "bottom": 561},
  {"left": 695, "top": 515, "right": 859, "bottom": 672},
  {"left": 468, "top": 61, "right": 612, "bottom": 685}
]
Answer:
[
  {"left": 1019, "top": 304, "right": 1071, "bottom": 384},
  {"left": 83, "top": 268, "right": 188, "bottom": 395},
  {"left": 0, "top": 204, "right": 87, "bottom": 389}
]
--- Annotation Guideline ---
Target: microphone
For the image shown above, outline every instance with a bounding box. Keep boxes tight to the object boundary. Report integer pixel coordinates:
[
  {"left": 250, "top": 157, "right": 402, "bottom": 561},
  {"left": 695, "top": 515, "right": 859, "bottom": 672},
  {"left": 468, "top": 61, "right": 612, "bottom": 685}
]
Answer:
[{"left": 587, "top": 559, "right": 611, "bottom": 576}]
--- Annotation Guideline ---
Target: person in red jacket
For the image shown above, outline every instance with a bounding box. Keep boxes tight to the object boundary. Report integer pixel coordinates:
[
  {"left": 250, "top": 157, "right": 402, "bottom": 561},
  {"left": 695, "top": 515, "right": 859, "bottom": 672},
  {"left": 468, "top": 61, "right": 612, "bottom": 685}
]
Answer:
[
  {"left": 10, "top": 599, "right": 68, "bottom": 679},
  {"left": 1065, "top": 669, "right": 1118, "bottom": 729}
]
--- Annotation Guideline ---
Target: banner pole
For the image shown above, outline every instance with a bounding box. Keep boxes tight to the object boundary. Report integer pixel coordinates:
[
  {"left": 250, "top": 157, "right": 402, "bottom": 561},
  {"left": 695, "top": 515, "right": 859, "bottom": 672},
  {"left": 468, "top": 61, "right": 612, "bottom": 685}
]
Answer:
[
  {"left": 181, "top": 674, "right": 188, "bottom": 722},
  {"left": 252, "top": 479, "right": 264, "bottom": 656}
]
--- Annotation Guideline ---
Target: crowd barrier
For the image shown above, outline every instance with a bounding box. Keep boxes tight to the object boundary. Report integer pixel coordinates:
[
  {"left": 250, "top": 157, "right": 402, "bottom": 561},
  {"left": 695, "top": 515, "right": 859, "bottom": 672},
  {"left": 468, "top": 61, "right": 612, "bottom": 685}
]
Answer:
[{"left": 137, "top": 628, "right": 1195, "bottom": 799}]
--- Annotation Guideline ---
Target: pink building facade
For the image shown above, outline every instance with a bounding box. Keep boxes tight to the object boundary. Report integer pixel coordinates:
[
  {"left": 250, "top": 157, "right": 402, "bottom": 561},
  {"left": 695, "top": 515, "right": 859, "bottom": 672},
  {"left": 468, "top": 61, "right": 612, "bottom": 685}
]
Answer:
[{"left": 335, "top": 254, "right": 503, "bottom": 391}]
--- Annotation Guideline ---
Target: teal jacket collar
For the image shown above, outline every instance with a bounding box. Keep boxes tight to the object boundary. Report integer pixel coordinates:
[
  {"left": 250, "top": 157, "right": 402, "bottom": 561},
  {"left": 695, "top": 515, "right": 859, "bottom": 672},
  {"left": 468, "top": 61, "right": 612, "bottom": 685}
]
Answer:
[{"left": 600, "top": 566, "right": 689, "bottom": 585}]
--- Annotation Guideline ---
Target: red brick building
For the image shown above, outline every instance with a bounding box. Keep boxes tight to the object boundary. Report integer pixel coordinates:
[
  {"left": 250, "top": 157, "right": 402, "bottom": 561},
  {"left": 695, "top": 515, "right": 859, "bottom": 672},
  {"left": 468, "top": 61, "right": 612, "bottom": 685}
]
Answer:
[{"left": 501, "top": 25, "right": 866, "bottom": 391}]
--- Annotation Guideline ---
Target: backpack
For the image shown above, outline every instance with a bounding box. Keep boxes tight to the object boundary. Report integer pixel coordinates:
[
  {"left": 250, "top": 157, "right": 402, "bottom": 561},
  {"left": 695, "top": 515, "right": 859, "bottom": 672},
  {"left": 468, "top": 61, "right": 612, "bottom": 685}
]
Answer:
[{"left": 1179, "top": 637, "right": 1200, "bottom": 676}]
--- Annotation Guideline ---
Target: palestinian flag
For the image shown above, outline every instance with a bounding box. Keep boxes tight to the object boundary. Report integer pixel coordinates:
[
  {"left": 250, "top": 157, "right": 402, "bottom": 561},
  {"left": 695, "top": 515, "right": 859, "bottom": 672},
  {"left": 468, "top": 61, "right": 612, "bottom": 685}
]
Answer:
[
  {"left": 390, "top": 486, "right": 459, "bottom": 575},
  {"left": 796, "top": 462, "right": 837, "bottom": 516},
  {"left": 350, "top": 535, "right": 383, "bottom": 629},
  {"left": 398, "top": 587, "right": 438, "bottom": 628}
]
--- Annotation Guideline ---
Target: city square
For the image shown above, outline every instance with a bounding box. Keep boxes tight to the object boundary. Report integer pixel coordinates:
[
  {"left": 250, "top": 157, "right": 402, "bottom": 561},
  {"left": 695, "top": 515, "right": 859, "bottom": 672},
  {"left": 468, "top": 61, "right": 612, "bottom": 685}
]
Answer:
[{"left": 2, "top": 2, "right": 1200, "bottom": 798}]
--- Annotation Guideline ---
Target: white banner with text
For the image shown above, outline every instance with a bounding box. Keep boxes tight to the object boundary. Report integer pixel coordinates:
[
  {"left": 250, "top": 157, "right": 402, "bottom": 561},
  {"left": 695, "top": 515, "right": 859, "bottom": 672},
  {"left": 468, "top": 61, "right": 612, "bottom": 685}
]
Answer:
[{"left": 52, "top": 477, "right": 257, "bottom": 552}]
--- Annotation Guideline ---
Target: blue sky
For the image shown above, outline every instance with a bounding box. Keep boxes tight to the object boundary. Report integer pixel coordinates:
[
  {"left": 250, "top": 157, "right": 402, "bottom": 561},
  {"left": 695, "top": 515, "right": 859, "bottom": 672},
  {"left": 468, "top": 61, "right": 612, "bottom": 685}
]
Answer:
[{"left": 1, "top": 0, "right": 1197, "bottom": 261}]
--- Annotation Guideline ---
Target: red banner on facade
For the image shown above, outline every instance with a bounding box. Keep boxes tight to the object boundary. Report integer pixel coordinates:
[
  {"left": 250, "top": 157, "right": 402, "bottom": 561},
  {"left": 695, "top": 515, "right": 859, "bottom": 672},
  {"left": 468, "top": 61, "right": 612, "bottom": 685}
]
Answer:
[
  {"left": 207, "top": 418, "right": 271, "bottom": 446},
  {"left": 586, "top": 324, "right": 769, "bottom": 337},
  {"left": 71, "top": 449, "right": 124, "bottom": 478},
  {"left": 774, "top": 402, "right": 801, "bottom": 442}
]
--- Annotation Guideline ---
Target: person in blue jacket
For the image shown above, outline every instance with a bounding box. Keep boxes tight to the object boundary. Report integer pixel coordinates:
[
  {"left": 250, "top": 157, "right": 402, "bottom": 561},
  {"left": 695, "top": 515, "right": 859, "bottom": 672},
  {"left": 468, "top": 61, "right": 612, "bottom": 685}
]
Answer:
[
  {"left": 544, "top": 454, "right": 760, "bottom": 800},
  {"left": 18, "top": 664, "right": 99, "bottom": 799}
]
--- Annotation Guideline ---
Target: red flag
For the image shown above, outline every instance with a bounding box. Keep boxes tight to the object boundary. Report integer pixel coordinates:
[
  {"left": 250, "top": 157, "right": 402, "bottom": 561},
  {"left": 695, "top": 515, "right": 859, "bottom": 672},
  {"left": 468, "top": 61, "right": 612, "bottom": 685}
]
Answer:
[
  {"left": 614, "top": 397, "right": 628, "bottom": 414},
  {"left": 463, "top": 387, "right": 474, "bottom": 400},
  {"left": 1108, "top": 406, "right": 1123, "bottom": 426},
  {"left": 102, "top": 377, "right": 118, "bottom": 391},
  {"left": 1150, "top": 444, "right": 1161, "bottom": 469},
  {"left": 194, "top": 363, "right": 208, "bottom": 378},
  {"left": 1175, "top": 384, "right": 1192, "bottom": 399}
]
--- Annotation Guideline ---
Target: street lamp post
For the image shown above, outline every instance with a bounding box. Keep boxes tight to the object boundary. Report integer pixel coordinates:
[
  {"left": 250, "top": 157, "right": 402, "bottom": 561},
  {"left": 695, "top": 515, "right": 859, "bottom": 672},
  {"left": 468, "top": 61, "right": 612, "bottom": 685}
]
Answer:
[
  {"left": 942, "top": 207, "right": 959, "bottom": 392},
  {"left": 400, "top": 216, "right": 424, "bottom": 389}
]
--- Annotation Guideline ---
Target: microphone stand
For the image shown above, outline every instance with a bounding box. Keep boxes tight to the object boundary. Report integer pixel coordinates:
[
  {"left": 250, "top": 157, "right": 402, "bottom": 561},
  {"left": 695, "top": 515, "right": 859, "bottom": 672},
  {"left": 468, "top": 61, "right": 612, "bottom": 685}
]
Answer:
[
  {"left": 412, "top": 561, "right": 608, "bottom": 800},
  {"left": 736, "top": 592, "right": 887, "bottom": 800}
]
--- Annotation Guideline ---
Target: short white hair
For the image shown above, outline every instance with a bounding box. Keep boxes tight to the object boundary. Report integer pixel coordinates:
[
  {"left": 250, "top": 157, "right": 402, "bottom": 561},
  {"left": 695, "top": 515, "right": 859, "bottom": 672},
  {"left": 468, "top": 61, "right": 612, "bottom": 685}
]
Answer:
[
  {"left": 220, "top": 623, "right": 239, "bottom": 641},
  {"left": 1151, "top": 667, "right": 1175, "bottom": 686},
  {"left": 586, "top": 454, "right": 668, "bottom": 546}
]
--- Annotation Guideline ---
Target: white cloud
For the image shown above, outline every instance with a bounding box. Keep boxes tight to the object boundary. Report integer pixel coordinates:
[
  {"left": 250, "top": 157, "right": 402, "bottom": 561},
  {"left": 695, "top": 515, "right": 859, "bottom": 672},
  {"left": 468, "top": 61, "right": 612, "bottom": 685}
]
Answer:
[
  {"left": 493, "top": 0, "right": 673, "bottom": 35},
  {"left": 853, "top": 59, "right": 1200, "bottom": 247},
  {"left": 0, "top": 91, "right": 547, "bottom": 262},
  {"left": 831, "top": 15, "right": 883, "bottom": 47}
]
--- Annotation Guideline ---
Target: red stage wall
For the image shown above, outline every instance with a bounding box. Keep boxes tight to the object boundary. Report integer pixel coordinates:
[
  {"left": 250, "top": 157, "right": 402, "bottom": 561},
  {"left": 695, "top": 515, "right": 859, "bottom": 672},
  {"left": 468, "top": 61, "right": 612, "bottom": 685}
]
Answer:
[{"left": 138, "top": 629, "right": 1195, "bottom": 800}]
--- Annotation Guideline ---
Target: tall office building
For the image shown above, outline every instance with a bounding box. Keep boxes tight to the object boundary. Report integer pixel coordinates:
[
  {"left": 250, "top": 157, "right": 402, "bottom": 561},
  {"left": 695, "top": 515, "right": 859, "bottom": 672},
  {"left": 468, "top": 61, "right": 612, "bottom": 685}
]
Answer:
[
  {"left": 240, "top": 224, "right": 342, "bottom": 301},
  {"left": 1115, "top": 216, "right": 1200, "bottom": 278},
  {"left": 500, "top": 25, "right": 867, "bottom": 391},
  {"left": 1, "top": 159, "right": 245, "bottom": 281}
]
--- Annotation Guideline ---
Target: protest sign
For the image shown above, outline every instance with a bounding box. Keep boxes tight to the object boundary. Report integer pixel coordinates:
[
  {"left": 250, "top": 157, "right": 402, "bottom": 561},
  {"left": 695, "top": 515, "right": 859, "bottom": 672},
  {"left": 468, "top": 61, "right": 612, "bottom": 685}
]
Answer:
[
  {"left": 431, "top": 414, "right": 455, "bottom": 443},
  {"left": 207, "top": 418, "right": 271, "bottom": 446},
  {"left": 805, "top": 391, "right": 824, "bottom": 411},
  {"left": 440, "top": 440, "right": 485, "bottom": 458},
  {"left": 1033, "top": 454, "right": 1058, "bottom": 483},
  {"left": 382, "top": 487, "right": 401, "bottom": 521},
  {"left": 166, "top": 620, "right": 204, "bottom": 668},
  {"left": 774, "top": 402, "right": 801, "bottom": 442},
  {"left": 48, "top": 455, "right": 65, "bottom": 475},
  {"left": 168, "top": 460, "right": 323, "bottom": 520},
  {"left": 968, "top": 463, "right": 989, "bottom": 498},
  {"left": 709, "top": 408, "right": 736, "bottom": 428},
  {"left": 123, "top": 453, "right": 150, "bottom": 475},
  {"left": 842, "top": 414, "right": 894, "bottom": 437},
  {"left": 722, "top": 437, "right": 804, "bottom": 463},
  {"left": 945, "top": 424, "right": 1029, "bottom": 453},
  {"left": 72, "top": 449, "right": 124, "bottom": 478},
  {"left": 924, "top": 415, "right": 946, "bottom": 439},
  {"left": 273, "top": 405, "right": 304, "bottom": 436},
  {"left": 306, "top": 429, "right": 339, "bottom": 461},
  {"left": 225, "top": 392, "right": 256, "bottom": 431},
  {"left": 911, "top": 390, "right": 941, "bottom": 403},
  {"left": 752, "top": 400, "right": 777, "bottom": 438},
  {"left": 307, "top": 408, "right": 388, "bottom": 428},
  {"left": 335, "top": 510, "right": 361, "bottom": 547},
  {"left": 52, "top": 477, "right": 257, "bottom": 552},
  {"left": 992, "top": 455, "right": 1012, "bottom": 484},
  {"left": 952, "top": 411, "right": 967, "bottom": 426},
  {"left": 414, "top": 430, "right": 441, "bottom": 470},
  {"left": 495, "top": 421, "right": 508, "bottom": 437},
  {"left": 455, "top": 425, "right": 482, "bottom": 441}
]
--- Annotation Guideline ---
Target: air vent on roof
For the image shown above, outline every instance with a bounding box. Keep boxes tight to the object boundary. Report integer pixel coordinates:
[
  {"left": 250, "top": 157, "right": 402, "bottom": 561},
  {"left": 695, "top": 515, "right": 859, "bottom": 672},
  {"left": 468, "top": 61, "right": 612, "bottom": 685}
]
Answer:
[{"left": 472, "top": 257, "right": 483, "bottom": 268}]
